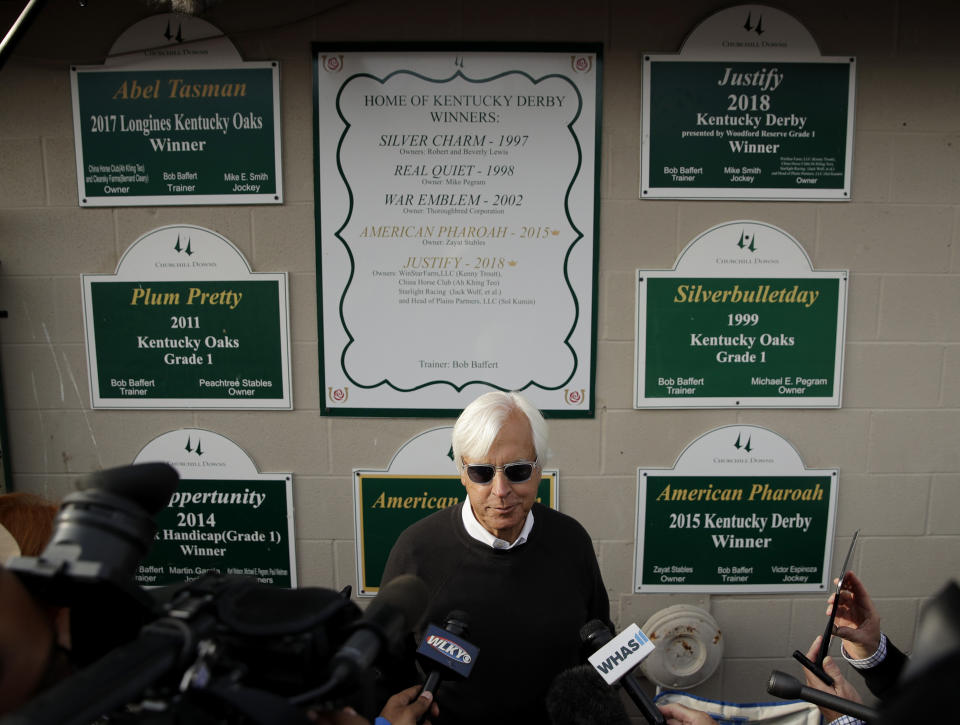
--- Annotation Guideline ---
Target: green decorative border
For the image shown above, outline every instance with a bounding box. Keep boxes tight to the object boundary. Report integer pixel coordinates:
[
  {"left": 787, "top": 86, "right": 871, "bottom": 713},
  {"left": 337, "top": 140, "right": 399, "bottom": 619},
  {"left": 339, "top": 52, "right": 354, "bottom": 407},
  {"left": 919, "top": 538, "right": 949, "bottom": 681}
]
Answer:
[{"left": 313, "top": 43, "right": 602, "bottom": 417}]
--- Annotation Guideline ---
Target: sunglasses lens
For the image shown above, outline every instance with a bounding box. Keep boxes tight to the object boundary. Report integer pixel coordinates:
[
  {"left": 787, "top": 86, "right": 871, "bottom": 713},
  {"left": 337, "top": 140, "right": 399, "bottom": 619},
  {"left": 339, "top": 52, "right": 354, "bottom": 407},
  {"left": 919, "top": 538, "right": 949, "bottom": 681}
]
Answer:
[
  {"left": 504, "top": 463, "right": 534, "bottom": 482},
  {"left": 466, "top": 465, "right": 495, "bottom": 484}
]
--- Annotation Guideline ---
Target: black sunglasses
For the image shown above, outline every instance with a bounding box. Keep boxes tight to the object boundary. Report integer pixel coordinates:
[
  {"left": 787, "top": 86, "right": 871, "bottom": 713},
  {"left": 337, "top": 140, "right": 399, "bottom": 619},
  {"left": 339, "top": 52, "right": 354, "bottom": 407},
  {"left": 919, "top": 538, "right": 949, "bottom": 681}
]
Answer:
[{"left": 462, "top": 458, "right": 539, "bottom": 485}]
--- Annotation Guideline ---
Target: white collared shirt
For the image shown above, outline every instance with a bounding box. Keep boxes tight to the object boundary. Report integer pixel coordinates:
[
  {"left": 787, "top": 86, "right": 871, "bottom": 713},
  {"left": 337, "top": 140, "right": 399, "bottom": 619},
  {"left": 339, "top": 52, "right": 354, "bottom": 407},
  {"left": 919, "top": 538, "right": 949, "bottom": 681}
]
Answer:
[{"left": 461, "top": 501, "right": 534, "bottom": 550}]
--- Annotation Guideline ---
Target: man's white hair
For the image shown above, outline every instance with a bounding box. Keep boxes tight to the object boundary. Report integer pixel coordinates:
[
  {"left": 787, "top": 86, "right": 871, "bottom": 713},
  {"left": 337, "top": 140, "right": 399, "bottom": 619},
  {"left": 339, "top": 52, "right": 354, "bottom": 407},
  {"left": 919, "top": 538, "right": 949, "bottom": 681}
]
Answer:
[{"left": 452, "top": 391, "right": 547, "bottom": 470}]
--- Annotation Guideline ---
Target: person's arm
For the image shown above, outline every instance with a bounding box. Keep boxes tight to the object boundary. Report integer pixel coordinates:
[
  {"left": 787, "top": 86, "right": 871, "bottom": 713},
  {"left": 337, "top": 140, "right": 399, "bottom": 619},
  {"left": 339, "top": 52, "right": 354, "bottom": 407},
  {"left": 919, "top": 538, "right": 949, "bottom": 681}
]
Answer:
[
  {"left": 801, "top": 636, "right": 866, "bottom": 725},
  {"left": 850, "top": 637, "right": 908, "bottom": 700},
  {"left": 376, "top": 685, "right": 438, "bottom": 725},
  {"left": 657, "top": 702, "right": 715, "bottom": 725},
  {"left": 829, "top": 572, "right": 881, "bottom": 660},
  {"left": 829, "top": 571, "right": 909, "bottom": 698}
]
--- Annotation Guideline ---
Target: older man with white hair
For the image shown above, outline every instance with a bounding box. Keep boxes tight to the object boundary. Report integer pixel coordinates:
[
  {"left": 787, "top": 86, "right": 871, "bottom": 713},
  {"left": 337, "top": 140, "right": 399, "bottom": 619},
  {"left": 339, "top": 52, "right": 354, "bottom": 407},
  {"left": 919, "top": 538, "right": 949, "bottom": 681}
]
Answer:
[{"left": 381, "top": 391, "right": 610, "bottom": 725}]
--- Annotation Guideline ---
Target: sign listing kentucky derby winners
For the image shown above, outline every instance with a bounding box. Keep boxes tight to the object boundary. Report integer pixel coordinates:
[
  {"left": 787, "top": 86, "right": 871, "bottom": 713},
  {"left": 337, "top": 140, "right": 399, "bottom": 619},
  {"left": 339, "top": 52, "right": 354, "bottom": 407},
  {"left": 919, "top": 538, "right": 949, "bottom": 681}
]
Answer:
[{"left": 314, "top": 44, "right": 601, "bottom": 416}]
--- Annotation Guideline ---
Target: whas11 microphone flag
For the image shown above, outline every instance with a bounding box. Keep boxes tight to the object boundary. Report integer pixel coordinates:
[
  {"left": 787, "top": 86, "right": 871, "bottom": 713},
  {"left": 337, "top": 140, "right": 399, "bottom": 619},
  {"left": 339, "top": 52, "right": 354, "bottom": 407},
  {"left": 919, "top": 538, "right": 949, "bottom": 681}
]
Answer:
[{"left": 587, "top": 623, "right": 655, "bottom": 685}]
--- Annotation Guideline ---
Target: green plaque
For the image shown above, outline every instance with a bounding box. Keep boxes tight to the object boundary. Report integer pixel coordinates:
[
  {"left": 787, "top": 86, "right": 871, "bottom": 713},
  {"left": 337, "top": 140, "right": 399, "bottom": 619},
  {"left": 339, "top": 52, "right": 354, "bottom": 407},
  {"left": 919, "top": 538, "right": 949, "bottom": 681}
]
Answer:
[
  {"left": 134, "top": 428, "right": 297, "bottom": 587},
  {"left": 83, "top": 225, "right": 292, "bottom": 409},
  {"left": 642, "top": 276, "right": 840, "bottom": 400},
  {"left": 642, "top": 59, "right": 853, "bottom": 199},
  {"left": 639, "top": 475, "right": 831, "bottom": 589},
  {"left": 639, "top": 6, "right": 856, "bottom": 200},
  {"left": 133, "top": 429, "right": 296, "bottom": 589},
  {"left": 136, "top": 477, "right": 294, "bottom": 588},
  {"left": 635, "top": 221, "right": 847, "bottom": 408},
  {"left": 70, "top": 14, "right": 282, "bottom": 206},
  {"left": 89, "top": 280, "right": 283, "bottom": 400},
  {"left": 634, "top": 425, "right": 838, "bottom": 593}
]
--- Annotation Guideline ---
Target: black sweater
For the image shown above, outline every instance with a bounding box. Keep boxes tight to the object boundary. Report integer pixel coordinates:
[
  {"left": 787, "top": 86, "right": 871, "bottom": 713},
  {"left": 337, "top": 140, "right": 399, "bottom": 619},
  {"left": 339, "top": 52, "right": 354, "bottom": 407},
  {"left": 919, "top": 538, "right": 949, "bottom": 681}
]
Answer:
[{"left": 381, "top": 502, "right": 611, "bottom": 725}]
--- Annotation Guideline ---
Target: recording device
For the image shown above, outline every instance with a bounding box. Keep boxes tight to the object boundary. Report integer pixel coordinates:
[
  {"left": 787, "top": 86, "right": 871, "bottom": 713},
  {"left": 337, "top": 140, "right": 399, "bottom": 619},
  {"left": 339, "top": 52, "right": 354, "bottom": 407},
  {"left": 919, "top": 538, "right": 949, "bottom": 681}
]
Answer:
[
  {"left": 545, "top": 664, "right": 631, "bottom": 725},
  {"left": 767, "top": 669, "right": 879, "bottom": 722},
  {"left": 6, "top": 462, "right": 179, "bottom": 664},
  {"left": 290, "top": 574, "right": 430, "bottom": 706},
  {"left": 793, "top": 529, "right": 859, "bottom": 687},
  {"left": 416, "top": 610, "right": 478, "bottom": 700},
  {"left": 2, "top": 463, "right": 427, "bottom": 724},
  {"left": 580, "top": 620, "right": 666, "bottom": 725}
]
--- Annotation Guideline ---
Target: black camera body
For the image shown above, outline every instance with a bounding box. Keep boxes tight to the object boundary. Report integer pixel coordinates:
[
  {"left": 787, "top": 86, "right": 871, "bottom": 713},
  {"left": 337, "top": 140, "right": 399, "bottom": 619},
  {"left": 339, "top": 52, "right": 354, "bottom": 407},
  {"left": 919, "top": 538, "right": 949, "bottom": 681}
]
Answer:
[{"left": 3, "top": 463, "right": 372, "bottom": 725}]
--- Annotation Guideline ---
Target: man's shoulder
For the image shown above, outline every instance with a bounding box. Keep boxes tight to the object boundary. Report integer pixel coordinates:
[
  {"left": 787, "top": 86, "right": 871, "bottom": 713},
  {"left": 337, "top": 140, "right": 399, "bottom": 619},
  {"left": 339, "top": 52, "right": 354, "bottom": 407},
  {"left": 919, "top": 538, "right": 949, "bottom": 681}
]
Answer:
[
  {"left": 394, "top": 502, "right": 462, "bottom": 547},
  {"left": 383, "top": 503, "right": 465, "bottom": 585},
  {"left": 531, "top": 503, "right": 592, "bottom": 542}
]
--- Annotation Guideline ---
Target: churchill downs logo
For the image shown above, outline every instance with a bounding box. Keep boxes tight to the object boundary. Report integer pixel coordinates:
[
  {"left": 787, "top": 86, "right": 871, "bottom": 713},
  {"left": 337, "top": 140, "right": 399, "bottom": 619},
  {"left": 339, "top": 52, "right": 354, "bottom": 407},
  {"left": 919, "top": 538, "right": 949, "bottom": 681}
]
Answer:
[
  {"left": 184, "top": 435, "right": 204, "bottom": 456},
  {"left": 564, "top": 388, "right": 584, "bottom": 405},
  {"left": 742, "top": 10, "right": 765, "bottom": 35},
  {"left": 174, "top": 233, "right": 195, "bottom": 256},
  {"left": 426, "top": 635, "right": 472, "bottom": 664},
  {"left": 736, "top": 229, "right": 756, "bottom": 253},
  {"left": 328, "top": 387, "right": 349, "bottom": 403},
  {"left": 733, "top": 432, "right": 753, "bottom": 453}
]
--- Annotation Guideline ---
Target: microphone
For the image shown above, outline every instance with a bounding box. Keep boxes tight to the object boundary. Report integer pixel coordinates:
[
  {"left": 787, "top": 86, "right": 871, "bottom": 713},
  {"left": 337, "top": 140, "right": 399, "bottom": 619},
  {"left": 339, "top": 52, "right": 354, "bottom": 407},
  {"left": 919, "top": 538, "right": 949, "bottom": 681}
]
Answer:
[
  {"left": 545, "top": 664, "right": 631, "bottom": 725},
  {"left": 331, "top": 574, "right": 429, "bottom": 679},
  {"left": 767, "top": 670, "right": 879, "bottom": 722},
  {"left": 580, "top": 620, "right": 665, "bottom": 725},
  {"left": 290, "top": 574, "right": 428, "bottom": 705},
  {"left": 417, "top": 610, "right": 478, "bottom": 699}
]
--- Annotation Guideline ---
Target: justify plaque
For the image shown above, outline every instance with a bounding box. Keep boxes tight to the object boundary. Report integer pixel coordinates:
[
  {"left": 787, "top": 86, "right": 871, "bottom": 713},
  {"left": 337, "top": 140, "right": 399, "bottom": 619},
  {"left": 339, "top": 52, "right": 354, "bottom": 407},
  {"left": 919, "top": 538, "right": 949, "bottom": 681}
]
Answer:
[
  {"left": 635, "top": 425, "right": 838, "bottom": 593},
  {"left": 82, "top": 225, "right": 292, "bottom": 409},
  {"left": 635, "top": 221, "right": 847, "bottom": 408},
  {"left": 314, "top": 43, "right": 601, "bottom": 417},
  {"left": 641, "top": 5, "right": 855, "bottom": 200}
]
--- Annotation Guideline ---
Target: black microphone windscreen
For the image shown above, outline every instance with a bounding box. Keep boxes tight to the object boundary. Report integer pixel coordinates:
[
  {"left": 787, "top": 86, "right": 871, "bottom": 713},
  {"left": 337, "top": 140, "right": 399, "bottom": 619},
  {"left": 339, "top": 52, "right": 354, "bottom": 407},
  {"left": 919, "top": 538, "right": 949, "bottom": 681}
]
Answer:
[
  {"left": 579, "top": 618, "right": 613, "bottom": 650},
  {"left": 767, "top": 669, "right": 803, "bottom": 699},
  {"left": 442, "top": 609, "right": 470, "bottom": 637},
  {"left": 80, "top": 463, "right": 179, "bottom": 515},
  {"left": 546, "top": 664, "right": 631, "bottom": 725},
  {"left": 370, "top": 574, "right": 429, "bottom": 630}
]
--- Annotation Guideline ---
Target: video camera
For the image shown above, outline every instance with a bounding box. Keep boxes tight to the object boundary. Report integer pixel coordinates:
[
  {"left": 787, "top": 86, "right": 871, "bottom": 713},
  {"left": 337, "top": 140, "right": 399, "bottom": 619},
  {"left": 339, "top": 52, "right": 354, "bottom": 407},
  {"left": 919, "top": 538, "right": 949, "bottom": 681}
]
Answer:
[{"left": 2, "top": 463, "right": 420, "bottom": 725}]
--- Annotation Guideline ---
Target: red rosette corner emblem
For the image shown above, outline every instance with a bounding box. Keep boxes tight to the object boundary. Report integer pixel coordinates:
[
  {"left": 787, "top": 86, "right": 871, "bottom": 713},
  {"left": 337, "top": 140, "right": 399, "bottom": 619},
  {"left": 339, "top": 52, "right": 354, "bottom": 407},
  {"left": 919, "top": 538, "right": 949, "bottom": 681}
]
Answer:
[
  {"left": 571, "top": 55, "right": 592, "bottom": 73},
  {"left": 321, "top": 55, "right": 344, "bottom": 73}
]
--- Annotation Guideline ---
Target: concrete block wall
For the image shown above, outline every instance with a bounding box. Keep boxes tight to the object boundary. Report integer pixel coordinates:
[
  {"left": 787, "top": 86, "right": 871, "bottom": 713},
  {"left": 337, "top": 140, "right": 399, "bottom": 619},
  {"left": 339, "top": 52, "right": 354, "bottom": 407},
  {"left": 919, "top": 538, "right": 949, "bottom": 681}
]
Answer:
[{"left": 1, "top": 0, "right": 958, "bottom": 707}]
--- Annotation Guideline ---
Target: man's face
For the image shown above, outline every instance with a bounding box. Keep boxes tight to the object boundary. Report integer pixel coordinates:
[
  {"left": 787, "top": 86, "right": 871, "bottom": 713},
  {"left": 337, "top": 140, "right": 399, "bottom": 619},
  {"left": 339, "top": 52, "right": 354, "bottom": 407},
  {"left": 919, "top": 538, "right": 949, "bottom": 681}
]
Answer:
[{"left": 460, "top": 410, "right": 541, "bottom": 543}]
